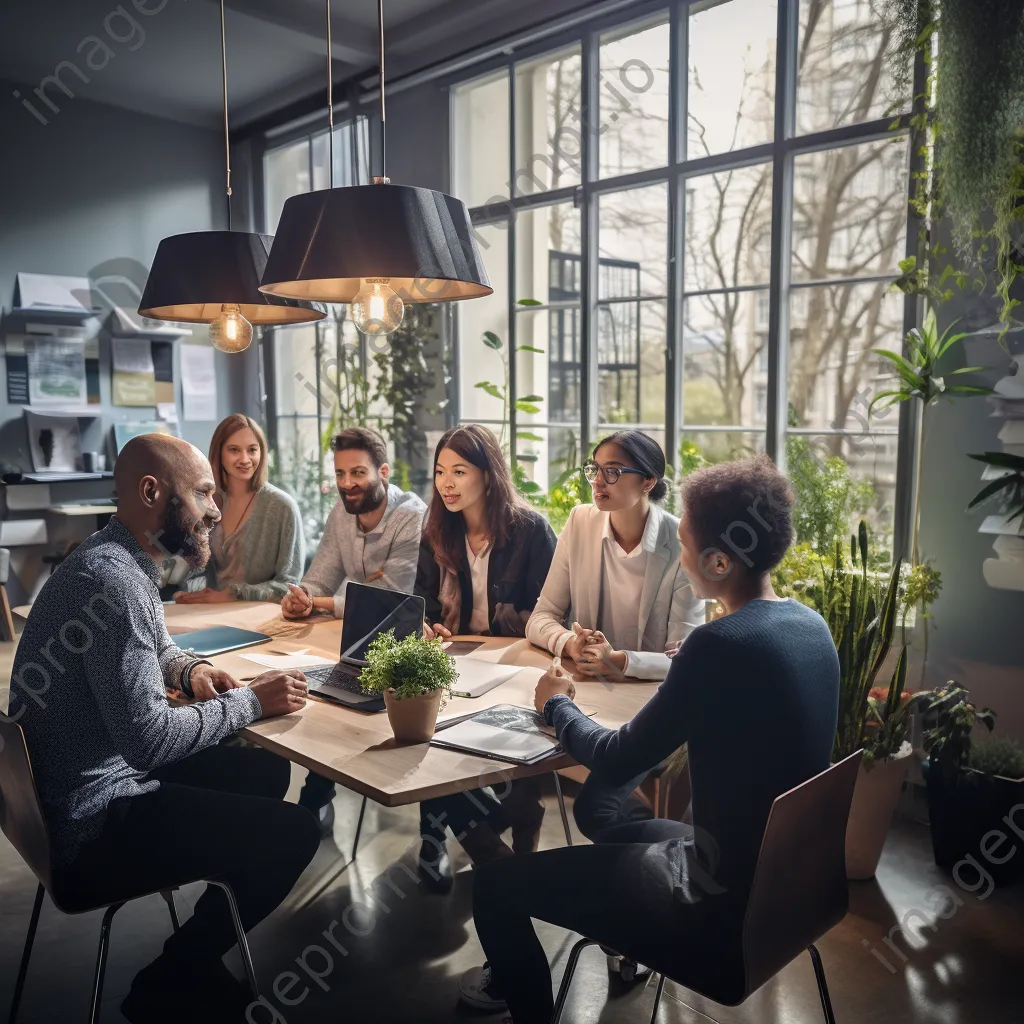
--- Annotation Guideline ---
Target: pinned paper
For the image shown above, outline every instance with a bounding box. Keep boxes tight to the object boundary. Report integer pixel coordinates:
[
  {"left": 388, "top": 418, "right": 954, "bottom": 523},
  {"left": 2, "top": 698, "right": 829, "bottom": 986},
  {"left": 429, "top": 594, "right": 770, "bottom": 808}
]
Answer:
[{"left": 180, "top": 344, "right": 217, "bottom": 421}]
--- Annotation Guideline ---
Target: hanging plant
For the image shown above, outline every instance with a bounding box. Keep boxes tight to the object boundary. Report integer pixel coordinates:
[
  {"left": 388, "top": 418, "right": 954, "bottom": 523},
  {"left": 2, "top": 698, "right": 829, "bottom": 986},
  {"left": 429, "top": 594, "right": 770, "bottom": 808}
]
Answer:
[{"left": 883, "top": 1, "right": 1024, "bottom": 339}]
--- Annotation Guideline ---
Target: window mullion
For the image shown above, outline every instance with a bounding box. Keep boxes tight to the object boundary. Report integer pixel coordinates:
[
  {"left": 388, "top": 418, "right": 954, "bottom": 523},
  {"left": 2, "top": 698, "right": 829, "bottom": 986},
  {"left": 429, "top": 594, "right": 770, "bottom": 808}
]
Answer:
[
  {"left": 665, "top": 1, "right": 687, "bottom": 468},
  {"left": 508, "top": 65, "right": 519, "bottom": 464},
  {"left": 765, "top": 0, "right": 798, "bottom": 469},
  {"left": 579, "top": 29, "right": 600, "bottom": 456}
]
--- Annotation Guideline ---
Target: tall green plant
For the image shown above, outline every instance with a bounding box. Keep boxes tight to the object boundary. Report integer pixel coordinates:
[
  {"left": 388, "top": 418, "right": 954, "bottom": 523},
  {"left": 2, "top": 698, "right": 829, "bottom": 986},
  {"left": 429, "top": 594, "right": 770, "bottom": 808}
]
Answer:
[
  {"left": 824, "top": 523, "right": 904, "bottom": 762},
  {"left": 475, "top": 298, "right": 546, "bottom": 450}
]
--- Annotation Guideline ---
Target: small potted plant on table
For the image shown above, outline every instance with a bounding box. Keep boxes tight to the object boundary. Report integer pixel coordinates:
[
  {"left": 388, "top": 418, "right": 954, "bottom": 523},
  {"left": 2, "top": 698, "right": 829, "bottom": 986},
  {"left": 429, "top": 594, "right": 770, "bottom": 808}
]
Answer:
[
  {"left": 922, "top": 681, "right": 1024, "bottom": 885},
  {"left": 359, "top": 630, "right": 456, "bottom": 743}
]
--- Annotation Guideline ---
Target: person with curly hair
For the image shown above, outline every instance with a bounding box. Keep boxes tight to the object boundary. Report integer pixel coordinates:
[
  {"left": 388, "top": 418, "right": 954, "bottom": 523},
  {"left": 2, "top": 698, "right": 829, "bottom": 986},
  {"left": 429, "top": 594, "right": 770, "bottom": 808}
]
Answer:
[{"left": 467, "top": 454, "right": 841, "bottom": 1024}]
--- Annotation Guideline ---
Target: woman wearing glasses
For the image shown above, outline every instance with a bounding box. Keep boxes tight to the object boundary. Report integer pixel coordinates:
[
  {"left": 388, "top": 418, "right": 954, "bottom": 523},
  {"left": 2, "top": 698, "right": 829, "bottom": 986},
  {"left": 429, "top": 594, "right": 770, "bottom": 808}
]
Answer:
[{"left": 526, "top": 429, "right": 704, "bottom": 683}]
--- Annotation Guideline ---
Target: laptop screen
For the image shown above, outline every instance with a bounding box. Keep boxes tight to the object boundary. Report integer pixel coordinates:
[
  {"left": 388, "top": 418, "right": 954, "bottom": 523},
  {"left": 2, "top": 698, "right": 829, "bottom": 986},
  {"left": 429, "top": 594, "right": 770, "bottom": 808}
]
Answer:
[{"left": 339, "top": 583, "right": 425, "bottom": 665}]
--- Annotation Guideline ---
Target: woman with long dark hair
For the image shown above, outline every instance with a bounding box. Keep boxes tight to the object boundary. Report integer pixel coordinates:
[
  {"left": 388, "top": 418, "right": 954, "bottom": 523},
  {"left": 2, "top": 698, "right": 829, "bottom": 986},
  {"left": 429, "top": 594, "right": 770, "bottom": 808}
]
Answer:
[{"left": 414, "top": 425, "right": 557, "bottom": 891}]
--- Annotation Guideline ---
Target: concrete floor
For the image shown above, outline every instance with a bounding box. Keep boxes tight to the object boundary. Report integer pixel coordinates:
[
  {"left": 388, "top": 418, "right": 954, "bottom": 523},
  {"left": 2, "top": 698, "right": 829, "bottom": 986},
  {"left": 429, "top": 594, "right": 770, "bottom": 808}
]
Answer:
[
  {"left": 2, "top": 637, "right": 1022, "bottom": 1023},
  {"left": 1, "top": 776, "right": 1021, "bottom": 1024}
]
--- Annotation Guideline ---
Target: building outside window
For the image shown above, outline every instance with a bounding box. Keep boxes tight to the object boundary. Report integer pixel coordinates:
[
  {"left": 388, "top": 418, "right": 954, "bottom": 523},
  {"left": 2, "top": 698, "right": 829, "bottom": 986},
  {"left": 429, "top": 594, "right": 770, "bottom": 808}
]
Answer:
[{"left": 449, "top": 0, "right": 911, "bottom": 546}]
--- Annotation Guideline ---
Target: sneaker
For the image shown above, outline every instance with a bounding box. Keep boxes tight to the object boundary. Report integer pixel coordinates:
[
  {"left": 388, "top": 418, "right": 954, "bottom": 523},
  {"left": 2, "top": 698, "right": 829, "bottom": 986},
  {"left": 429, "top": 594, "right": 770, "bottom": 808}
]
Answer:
[{"left": 458, "top": 963, "right": 508, "bottom": 1013}]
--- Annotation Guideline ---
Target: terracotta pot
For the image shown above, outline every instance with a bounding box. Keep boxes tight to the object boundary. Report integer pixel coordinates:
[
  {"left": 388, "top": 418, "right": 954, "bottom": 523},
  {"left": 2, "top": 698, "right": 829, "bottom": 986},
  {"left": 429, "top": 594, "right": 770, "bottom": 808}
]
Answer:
[
  {"left": 845, "top": 741, "right": 913, "bottom": 880},
  {"left": 383, "top": 688, "right": 442, "bottom": 743}
]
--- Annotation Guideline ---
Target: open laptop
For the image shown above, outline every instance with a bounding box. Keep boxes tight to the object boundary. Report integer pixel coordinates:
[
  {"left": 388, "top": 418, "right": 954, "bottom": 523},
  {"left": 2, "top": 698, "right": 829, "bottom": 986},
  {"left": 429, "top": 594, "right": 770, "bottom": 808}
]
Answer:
[{"left": 303, "top": 581, "right": 426, "bottom": 712}]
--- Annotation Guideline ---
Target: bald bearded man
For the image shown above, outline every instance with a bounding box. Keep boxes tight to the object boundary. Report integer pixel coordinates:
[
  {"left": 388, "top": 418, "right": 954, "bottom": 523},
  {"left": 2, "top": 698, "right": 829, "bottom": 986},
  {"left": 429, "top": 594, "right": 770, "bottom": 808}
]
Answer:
[{"left": 9, "top": 434, "right": 320, "bottom": 1023}]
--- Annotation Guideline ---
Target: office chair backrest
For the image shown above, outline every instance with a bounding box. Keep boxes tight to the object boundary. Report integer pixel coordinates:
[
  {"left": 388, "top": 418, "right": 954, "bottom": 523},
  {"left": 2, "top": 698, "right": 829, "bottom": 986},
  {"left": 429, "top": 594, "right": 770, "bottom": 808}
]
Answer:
[
  {"left": 0, "top": 717, "right": 54, "bottom": 893},
  {"left": 741, "top": 750, "right": 862, "bottom": 995}
]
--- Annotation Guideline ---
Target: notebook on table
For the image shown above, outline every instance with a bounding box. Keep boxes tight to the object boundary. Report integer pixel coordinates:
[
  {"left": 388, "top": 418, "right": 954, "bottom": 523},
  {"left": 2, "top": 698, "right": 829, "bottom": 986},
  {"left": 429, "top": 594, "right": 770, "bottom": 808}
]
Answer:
[
  {"left": 430, "top": 704, "right": 561, "bottom": 764},
  {"left": 172, "top": 626, "right": 272, "bottom": 657}
]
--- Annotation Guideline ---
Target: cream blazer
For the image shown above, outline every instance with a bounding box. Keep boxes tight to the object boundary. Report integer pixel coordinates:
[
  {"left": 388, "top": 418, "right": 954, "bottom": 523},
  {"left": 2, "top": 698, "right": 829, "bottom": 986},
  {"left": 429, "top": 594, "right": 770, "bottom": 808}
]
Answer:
[{"left": 526, "top": 503, "right": 704, "bottom": 680}]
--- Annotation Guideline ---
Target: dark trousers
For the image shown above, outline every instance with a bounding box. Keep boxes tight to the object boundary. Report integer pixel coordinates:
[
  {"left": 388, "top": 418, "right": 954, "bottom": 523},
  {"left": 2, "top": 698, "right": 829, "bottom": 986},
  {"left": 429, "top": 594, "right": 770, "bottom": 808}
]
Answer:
[
  {"left": 52, "top": 741, "right": 320, "bottom": 974},
  {"left": 472, "top": 773, "right": 740, "bottom": 1023}
]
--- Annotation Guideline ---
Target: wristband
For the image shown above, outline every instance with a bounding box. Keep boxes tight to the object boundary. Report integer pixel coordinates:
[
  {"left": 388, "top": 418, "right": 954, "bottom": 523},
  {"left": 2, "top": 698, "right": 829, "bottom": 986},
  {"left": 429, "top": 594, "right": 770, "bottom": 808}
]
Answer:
[{"left": 181, "top": 658, "right": 213, "bottom": 698}]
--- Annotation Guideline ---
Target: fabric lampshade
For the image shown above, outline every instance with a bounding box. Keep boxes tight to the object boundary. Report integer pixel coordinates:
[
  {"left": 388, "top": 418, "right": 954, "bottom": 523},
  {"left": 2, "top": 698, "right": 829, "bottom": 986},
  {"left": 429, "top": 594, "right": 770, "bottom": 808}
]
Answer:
[
  {"left": 139, "top": 231, "right": 327, "bottom": 325},
  {"left": 259, "top": 183, "right": 493, "bottom": 303}
]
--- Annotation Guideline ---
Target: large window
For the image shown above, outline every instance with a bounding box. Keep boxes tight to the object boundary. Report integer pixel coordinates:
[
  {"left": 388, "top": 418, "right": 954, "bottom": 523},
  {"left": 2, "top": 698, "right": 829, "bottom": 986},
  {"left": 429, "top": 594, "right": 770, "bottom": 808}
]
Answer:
[
  {"left": 261, "top": 118, "right": 373, "bottom": 545},
  {"left": 450, "top": 0, "right": 912, "bottom": 545}
]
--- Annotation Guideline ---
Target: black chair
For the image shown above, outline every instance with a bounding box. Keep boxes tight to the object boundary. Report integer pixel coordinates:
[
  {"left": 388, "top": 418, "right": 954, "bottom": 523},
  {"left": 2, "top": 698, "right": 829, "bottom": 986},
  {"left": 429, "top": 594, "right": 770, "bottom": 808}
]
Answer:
[
  {"left": 552, "top": 750, "right": 863, "bottom": 1023},
  {"left": 0, "top": 717, "right": 260, "bottom": 1023}
]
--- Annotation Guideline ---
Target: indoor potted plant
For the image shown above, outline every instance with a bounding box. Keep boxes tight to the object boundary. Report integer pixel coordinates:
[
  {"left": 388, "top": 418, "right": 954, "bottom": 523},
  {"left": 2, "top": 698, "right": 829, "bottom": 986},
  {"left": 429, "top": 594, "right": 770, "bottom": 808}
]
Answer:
[
  {"left": 819, "top": 524, "right": 918, "bottom": 880},
  {"left": 359, "top": 630, "right": 457, "bottom": 743},
  {"left": 921, "top": 682, "right": 1023, "bottom": 884}
]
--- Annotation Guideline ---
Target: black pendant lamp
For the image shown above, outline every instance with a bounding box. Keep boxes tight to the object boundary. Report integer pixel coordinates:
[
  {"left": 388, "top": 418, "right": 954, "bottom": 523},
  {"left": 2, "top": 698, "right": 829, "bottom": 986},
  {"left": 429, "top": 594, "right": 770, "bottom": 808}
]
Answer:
[
  {"left": 139, "top": 0, "right": 325, "bottom": 352},
  {"left": 259, "top": 0, "right": 492, "bottom": 337}
]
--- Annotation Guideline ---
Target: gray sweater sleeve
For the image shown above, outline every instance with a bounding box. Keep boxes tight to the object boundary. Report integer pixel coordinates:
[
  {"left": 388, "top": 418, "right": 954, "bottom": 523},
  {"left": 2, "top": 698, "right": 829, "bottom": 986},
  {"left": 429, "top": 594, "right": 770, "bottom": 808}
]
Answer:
[
  {"left": 83, "top": 573, "right": 261, "bottom": 772},
  {"left": 232, "top": 488, "right": 305, "bottom": 602}
]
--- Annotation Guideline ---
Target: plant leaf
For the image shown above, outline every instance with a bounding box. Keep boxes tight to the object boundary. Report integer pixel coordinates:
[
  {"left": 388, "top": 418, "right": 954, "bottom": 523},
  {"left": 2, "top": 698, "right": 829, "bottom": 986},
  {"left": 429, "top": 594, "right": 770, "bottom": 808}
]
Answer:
[
  {"left": 519, "top": 394, "right": 544, "bottom": 403},
  {"left": 517, "top": 345, "right": 545, "bottom": 353},
  {"left": 968, "top": 452, "right": 1024, "bottom": 470},
  {"left": 482, "top": 331, "right": 503, "bottom": 350},
  {"left": 966, "top": 476, "right": 1017, "bottom": 510},
  {"left": 515, "top": 401, "right": 541, "bottom": 414},
  {"left": 476, "top": 382, "right": 504, "bottom": 401},
  {"left": 516, "top": 431, "right": 544, "bottom": 441},
  {"left": 517, "top": 298, "right": 543, "bottom": 306}
]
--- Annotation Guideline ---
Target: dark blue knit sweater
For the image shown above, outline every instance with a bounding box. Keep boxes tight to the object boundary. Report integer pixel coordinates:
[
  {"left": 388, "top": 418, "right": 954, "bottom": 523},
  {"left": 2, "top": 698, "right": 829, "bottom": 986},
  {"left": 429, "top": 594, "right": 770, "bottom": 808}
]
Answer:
[{"left": 546, "top": 598, "right": 840, "bottom": 898}]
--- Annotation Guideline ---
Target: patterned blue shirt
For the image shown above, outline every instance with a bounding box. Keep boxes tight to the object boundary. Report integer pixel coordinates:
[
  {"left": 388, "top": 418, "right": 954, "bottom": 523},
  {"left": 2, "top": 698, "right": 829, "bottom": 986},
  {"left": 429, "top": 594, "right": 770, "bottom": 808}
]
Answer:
[{"left": 8, "top": 517, "right": 261, "bottom": 866}]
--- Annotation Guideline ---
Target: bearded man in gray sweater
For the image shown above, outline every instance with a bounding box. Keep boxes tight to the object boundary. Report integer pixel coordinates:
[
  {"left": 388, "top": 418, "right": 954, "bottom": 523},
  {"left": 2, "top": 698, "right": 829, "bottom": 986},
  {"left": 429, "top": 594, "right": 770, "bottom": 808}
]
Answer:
[{"left": 280, "top": 426, "right": 426, "bottom": 832}]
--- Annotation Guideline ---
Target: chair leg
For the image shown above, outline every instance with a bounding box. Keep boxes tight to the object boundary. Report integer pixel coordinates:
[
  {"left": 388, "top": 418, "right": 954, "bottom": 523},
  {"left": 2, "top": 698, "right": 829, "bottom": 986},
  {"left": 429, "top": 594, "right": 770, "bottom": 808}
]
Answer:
[
  {"left": 207, "top": 881, "right": 260, "bottom": 1000},
  {"left": 649, "top": 974, "right": 667, "bottom": 1024},
  {"left": 89, "top": 903, "right": 124, "bottom": 1024},
  {"left": 552, "top": 772, "right": 573, "bottom": 847},
  {"left": 551, "top": 938, "right": 597, "bottom": 1024},
  {"left": 160, "top": 890, "right": 181, "bottom": 932},
  {"left": 351, "top": 795, "right": 368, "bottom": 860},
  {"left": 8, "top": 883, "right": 44, "bottom": 1024},
  {"left": 807, "top": 944, "right": 837, "bottom": 1024},
  {"left": 0, "top": 583, "right": 15, "bottom": 643}
]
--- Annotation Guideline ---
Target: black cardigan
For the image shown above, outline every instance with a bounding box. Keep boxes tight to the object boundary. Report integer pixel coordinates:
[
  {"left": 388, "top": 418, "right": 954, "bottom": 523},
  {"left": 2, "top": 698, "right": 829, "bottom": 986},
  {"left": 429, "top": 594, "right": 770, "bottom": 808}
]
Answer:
[{"left": 414, "top": 508, "right": 557, "bottom": 637}]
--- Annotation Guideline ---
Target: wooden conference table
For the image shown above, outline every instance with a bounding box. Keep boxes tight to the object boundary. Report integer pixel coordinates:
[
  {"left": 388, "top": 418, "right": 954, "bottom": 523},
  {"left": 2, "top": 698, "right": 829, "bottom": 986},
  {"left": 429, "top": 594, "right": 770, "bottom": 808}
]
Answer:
[{"left": 164, "top": 601, "right": 659, "bottom": 810}]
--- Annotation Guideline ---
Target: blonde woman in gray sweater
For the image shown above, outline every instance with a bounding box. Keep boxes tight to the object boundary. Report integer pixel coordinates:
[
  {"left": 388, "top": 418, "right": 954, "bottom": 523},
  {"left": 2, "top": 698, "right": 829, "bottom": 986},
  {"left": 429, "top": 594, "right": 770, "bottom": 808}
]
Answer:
[{"left": 175, "top": 414, "right": 304, "bottom": 604}]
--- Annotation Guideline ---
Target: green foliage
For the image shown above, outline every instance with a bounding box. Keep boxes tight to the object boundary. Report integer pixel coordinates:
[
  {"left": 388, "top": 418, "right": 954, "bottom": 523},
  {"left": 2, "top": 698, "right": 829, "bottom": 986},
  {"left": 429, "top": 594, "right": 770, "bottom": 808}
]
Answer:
[
  {"left": 966, "top": 451, "right": 1024, "bottom": 523},
  {"left": 883, "top": 0, "right": 1024, "bottom": 341},
  {"left": 862, "top": 648, "right": 930, "bottom": 769},
  {"left": 786, "top": 435, "right": 876, "bottom": 553},
  {"left": 374, "top": 305, "right": 439, "bottom": 463},
  {"left": 678, "top": 437, "right": 710, "bottom": 476},
  {"left": 922, "top": 680, "right": 996, "bottom": 783},
  {"left": 472, "top": 299, "right": 547, "bottom": 449},
  {"left": 968, "top": 737, "right": 1024, "bottom": 780},
  {"left": 358, "top": 630, "right": 457, "bottom": 704},
  {"left": 870, "top": 309, "right": 990, "bottom": 415},
  {"left": 800, "top": 522, "right": 905, "bottom": 762}
]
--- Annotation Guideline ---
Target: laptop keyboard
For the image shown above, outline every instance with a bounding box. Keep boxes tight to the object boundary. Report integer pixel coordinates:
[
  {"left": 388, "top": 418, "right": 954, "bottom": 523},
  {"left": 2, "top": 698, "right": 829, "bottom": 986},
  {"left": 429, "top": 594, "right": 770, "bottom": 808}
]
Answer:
[{"left": 305, "top": 663, "right": 365, "bottom": 695}]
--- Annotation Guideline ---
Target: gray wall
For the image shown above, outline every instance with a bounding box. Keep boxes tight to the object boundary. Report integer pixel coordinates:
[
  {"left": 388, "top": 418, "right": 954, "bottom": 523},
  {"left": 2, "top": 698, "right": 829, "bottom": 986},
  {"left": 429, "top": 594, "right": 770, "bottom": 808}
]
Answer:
[
  {"left": 919, "top": 234, "right": 1024, "bottom": 740},
  {"left": 0, "top": 80, "right": 244, "bottom": 600}
]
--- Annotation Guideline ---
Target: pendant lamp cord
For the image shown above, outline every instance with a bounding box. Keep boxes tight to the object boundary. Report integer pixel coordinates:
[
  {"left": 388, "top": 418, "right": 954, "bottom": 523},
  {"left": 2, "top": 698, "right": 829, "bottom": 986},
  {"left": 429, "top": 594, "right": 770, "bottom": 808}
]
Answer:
[
  {"left": 378, "top": 0, "right": 387, "bottom": 181},
  {"left": 326, "top": 0, "right": 334, "bottom": 188},
  {"left": 219, "top": 0, "right": 232, "bottom": 230}
]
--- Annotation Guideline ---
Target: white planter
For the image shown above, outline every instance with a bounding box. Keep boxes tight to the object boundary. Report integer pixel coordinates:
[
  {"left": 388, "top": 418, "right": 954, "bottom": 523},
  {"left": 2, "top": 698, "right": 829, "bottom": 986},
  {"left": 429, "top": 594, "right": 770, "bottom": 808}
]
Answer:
[{"left": 845, "top": 742, "right": 914, "bottom": 880}]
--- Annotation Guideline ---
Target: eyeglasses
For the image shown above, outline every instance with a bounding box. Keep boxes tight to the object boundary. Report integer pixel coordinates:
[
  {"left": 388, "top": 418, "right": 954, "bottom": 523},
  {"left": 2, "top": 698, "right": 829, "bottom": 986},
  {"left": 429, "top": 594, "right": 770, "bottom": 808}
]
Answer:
[{"left": 583, "top": 462, "right": 647, "bottom": 485}]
